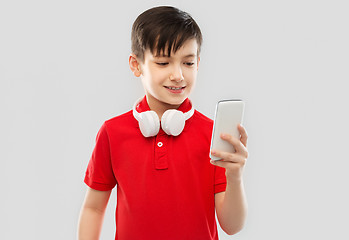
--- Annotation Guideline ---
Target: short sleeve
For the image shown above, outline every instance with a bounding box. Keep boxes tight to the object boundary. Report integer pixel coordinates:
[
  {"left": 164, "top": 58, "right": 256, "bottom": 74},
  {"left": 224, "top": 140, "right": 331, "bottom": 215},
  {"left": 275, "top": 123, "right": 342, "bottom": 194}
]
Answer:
[
  {"left": 214, "top": 164, "right": 227, "bottom": 194},
  {"left": 84, "top": 122, "right": 117, "bottom": 191}
]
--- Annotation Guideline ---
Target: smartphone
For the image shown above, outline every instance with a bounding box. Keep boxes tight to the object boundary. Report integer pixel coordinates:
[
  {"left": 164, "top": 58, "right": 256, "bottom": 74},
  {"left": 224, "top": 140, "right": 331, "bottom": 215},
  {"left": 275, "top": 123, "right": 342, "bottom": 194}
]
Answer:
[{"left": 209, "top": 99, "right": 245, "bottom": 161}]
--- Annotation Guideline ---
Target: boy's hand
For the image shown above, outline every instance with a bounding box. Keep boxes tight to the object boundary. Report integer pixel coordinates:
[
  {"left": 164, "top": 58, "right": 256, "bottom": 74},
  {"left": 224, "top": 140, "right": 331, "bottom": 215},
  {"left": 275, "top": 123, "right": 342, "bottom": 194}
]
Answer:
[{"left": 210, "top": 124, "right": 248, "bottom": 183}]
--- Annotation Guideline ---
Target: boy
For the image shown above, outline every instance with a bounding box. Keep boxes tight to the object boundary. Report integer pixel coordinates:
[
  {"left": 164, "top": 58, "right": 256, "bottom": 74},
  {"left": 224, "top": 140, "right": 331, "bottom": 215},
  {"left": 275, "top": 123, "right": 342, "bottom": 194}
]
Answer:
[{"left": 78, "top": 6, "right": 248, "bottom": 240}]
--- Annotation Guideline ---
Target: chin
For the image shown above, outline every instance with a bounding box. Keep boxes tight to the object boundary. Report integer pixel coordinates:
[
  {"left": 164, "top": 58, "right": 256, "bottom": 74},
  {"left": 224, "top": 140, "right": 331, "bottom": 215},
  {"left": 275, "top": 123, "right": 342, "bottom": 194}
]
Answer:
[
  {"left": 163, "top": 97, "right": 185, "bottom": 107},
  {"left": 164, "top": 99, "right": 181, "bottom": 105}
]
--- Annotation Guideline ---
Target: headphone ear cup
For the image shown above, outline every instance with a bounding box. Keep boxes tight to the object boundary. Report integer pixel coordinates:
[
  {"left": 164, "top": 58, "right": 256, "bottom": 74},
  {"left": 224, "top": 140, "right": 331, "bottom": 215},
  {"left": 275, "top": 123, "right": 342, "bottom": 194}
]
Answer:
[
  {"left": 161, "top": 110, "right": 185, "bottom": 136},
  {"left": 138, "top": 111, "right": 160, "bottom": 137}
]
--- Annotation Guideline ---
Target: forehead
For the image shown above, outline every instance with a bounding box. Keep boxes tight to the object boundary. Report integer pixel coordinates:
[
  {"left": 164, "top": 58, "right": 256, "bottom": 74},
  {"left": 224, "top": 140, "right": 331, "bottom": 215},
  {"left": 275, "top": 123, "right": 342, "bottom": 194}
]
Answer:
[{"left": 146, "top": 38, "right": 198, "bottom": 59}]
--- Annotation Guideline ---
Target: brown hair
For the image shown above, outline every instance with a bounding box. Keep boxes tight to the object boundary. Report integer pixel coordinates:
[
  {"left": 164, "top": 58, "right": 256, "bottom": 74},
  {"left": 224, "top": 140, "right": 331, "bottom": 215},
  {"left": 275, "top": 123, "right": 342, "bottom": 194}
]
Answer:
[{"left": 131, "top": 6, "right": 203, "bottom": 61}]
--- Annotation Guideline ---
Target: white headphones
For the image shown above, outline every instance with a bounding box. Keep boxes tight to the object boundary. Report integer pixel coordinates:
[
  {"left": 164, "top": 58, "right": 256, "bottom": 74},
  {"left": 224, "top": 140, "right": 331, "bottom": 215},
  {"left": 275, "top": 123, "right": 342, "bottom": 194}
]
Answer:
[{"left": 132, "top": 97, "right": 195, "bottom": 137}]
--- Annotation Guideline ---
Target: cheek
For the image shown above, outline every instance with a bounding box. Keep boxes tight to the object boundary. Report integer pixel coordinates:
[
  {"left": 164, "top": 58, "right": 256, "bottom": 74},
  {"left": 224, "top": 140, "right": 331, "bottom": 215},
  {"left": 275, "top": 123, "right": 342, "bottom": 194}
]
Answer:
[
  {"left": 184, "top": 69, "right": 197, "bottom": 82},
  {"left": 148, "top": 66, "right": 168, "bottom": 81}
]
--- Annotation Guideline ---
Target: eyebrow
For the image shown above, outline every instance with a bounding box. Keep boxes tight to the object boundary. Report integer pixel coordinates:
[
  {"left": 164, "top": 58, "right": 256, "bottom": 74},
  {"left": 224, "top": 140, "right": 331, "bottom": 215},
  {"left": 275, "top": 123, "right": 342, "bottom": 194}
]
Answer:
[
  {"left": 154, "top": 53, "right": 197, "bottom": 58},
  {"left": 183, "top": 54, "right": 197, "bottom": 58}
]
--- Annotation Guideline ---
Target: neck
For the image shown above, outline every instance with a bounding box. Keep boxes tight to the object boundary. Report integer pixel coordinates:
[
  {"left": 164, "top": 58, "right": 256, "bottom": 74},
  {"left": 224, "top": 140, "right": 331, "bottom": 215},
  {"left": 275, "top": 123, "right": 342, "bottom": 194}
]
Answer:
[{"left": 145, "top": 94, "right": 181, "bottom": 120}]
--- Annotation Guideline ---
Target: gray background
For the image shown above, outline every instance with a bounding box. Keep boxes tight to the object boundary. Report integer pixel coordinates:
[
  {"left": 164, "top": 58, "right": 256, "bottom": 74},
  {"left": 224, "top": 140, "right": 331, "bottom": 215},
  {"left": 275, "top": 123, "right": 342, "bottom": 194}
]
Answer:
[{"left": 1, "top": 0, "right": 348, "bottom": 239}]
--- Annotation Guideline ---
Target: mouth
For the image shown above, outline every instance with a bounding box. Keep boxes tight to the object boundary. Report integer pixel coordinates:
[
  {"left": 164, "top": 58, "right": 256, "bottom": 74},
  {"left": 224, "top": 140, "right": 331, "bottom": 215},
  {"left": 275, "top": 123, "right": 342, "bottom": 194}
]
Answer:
[
  {"left": 164, "top": 86, "right": 186, "bottom": 90},
  {"left": 164, "top": 86, "right": 186, "bottom": 93}
]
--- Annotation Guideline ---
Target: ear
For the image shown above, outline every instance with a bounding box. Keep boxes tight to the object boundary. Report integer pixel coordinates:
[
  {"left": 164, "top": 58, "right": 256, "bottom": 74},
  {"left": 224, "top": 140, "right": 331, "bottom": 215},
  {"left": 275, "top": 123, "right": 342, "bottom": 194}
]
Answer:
[
  {"left": 129, "top": 53, "right": 142, "bottom": 77},
  {"left": 197, "top": 56, "right": 200, "bottom": 71}
]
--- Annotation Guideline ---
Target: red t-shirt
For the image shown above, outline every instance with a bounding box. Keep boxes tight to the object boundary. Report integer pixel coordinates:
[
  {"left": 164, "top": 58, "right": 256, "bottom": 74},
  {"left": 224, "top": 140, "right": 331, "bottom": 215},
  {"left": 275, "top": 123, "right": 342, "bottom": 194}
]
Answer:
[{"left": 84, "top": 95, "right": 227, "bottom": 240}]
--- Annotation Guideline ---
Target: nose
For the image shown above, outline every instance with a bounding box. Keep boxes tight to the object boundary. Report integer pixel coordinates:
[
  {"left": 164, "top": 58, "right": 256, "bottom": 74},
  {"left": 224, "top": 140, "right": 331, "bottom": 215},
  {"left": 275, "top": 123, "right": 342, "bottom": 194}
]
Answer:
[{"left": 170, "top": 65, "right": 184, "bottom": 82}]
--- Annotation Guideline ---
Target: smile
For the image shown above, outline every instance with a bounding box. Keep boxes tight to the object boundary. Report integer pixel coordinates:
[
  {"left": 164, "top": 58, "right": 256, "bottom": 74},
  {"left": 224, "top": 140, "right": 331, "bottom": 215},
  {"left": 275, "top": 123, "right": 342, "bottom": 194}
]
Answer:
[
  {"left": 164, "top": 86, "right": 186, "bottom": 93},
  {"left": 165, "top": 86, "right": 185, "bottom": 90}
]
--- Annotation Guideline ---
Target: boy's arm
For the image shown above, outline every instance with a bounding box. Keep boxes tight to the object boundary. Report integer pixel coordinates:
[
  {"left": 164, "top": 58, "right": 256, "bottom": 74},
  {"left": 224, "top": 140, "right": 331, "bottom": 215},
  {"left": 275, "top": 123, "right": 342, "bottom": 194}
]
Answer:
[
  {"left": 212, "top": 124, "right": 249, "bottom": 235},
  {"left": 215, "top": 180, "right": 248, "bottom": 235},
  {"left": 78, "top": 187, "right": 112, "bottom": 240}
]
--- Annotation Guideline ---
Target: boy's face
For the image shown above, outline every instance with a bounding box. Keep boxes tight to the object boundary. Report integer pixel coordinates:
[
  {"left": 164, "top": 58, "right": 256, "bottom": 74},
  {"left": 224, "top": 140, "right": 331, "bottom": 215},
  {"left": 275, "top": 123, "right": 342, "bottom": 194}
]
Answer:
[{"left": 133, "top": 39, "right": 200, "bottom": 112}]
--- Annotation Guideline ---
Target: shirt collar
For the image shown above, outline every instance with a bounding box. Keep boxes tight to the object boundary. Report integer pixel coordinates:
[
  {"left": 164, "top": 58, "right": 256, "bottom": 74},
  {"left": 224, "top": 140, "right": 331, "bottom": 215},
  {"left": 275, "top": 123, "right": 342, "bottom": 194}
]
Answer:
[{"left": 136, "top": 95, "right": 192, "bottom": 113}]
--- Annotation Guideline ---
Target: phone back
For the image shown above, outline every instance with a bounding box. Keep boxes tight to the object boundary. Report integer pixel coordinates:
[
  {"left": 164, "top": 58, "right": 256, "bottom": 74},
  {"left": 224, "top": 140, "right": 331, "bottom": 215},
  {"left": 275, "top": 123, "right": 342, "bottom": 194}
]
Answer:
[{"left": 209, "top": 100, "right": 245, "bottom": 160}]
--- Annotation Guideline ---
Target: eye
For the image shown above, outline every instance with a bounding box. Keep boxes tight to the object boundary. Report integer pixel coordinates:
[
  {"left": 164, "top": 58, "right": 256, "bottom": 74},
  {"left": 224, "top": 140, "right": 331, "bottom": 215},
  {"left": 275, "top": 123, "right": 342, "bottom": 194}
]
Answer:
[
  {"left": 184, "top": 62, "right": 195, "bottom": 66},
  {"left": 156, "top": 62, "right": 169, "bottom": 66}
]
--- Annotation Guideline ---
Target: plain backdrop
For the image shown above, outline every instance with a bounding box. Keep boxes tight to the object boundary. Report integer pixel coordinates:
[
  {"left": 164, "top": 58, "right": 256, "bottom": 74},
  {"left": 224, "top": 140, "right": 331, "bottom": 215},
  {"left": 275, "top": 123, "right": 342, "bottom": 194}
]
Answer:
[{"left": 1, "top": 0, "right": 349, "bottom": 239}]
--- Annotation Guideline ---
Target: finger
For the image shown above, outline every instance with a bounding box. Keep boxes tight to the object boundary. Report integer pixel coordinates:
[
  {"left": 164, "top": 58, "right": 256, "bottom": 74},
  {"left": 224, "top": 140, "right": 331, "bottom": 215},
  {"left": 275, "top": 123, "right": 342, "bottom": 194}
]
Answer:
[
  {"left": 220, "top": 133, "right": 246, "bottom": 154},
  {"left": 238, "top": 124, "right": 248, "bottom": 147},
  {"left": 210, "top": 159, "right": 231, "bottom": 168},
  {"left": 210, "top": 157, "right": 246, "bottom": 169},
  {"left": 211, "top": 150, "right": 246, "bottom": 164}
]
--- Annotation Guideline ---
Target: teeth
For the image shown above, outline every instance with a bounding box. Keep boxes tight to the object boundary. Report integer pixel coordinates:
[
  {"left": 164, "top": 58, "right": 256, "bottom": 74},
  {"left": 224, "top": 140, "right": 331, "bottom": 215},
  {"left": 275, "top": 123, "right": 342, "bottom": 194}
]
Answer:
[{"left": 168, "top": 87, "right": 182, "bottom": 90}]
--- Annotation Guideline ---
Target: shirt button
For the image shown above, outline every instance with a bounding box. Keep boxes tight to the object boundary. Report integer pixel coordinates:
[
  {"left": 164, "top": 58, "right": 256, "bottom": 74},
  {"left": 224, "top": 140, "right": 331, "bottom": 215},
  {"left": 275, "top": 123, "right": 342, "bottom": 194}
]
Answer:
[{"left": 157, "top": 142, "right": 163, "bottom": 147}]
